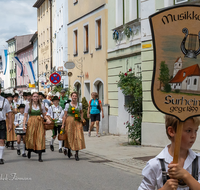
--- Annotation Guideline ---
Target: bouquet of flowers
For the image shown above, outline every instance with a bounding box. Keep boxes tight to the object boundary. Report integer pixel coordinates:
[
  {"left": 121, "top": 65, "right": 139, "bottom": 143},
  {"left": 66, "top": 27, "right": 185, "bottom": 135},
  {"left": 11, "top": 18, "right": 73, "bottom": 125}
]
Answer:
[
  {"left": 71, "top": 107, "right": 82, "bottom": 122},
  {"left": 51, "top": 118, "right": 59, "bottom": 127}
]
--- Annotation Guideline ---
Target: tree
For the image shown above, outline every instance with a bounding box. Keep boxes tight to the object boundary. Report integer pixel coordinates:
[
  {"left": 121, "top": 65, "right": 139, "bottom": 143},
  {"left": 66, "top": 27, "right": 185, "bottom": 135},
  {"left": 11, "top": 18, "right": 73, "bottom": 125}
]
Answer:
[{"left": 158, "top": 61, "right": 170, "bottom": 90}]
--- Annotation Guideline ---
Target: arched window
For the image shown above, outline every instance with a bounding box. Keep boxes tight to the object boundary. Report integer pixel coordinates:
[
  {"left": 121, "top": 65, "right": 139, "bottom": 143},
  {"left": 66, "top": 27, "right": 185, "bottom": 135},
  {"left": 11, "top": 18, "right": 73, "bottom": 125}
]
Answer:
[{"left": 194, "top": 78, "right": 197, "bottom": 85}]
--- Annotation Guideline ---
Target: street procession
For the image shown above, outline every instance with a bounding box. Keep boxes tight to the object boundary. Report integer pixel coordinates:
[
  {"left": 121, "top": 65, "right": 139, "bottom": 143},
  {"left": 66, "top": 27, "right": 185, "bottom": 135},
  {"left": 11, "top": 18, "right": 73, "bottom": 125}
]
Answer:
[
  {"left": 2, "top": 0, "right": 200, "bottom": 190},
  {"left": 0, "top": 87, "right": 89, "bottom": 163}
]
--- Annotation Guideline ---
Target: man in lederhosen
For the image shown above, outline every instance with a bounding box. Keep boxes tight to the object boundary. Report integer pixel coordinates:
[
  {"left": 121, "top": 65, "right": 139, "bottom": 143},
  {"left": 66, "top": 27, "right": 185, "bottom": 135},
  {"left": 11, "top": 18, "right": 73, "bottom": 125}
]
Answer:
[{"left": 0, "top": 85, "right": 12, "bottom": 164}]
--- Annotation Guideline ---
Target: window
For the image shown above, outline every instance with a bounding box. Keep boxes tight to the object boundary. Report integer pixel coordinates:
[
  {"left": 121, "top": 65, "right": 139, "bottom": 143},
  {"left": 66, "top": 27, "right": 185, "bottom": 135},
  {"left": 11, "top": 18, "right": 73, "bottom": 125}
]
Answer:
[
  {"left": 116, "top": 0, "right": 123, "bottom": 26},
  {"left": 129, "top": 0, "right": 141, "bottom": 21},
  {"left": 84, "top": 25, "right": 89, "bottom": 53},
  {"left": 175, "top": 0, "right": 188, "bottom": 4},
  {"left": 96, "top": 19, "right": 102, "bottom": 50},
  {"left": 188, "top": 79, "right": 190, "bottom": 85},
  {"left": 73, "top": 30, "right": 78, "bottom": 56},
  {"left": 194, "top": 79, "right": 197, "bottom": 85}
]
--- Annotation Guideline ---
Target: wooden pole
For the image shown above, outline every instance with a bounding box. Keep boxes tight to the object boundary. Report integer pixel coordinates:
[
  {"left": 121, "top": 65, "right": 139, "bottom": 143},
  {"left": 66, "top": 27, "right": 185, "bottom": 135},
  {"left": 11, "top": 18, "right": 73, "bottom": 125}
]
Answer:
[{"left": 173, "top": 121, "right": 183, "bottom": 163}]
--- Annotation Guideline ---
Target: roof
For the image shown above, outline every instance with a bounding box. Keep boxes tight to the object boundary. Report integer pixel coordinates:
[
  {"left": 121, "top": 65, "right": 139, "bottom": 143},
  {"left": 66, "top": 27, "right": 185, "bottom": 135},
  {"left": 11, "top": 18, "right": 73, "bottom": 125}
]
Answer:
[
  {"left": 30, "top": 31, "right": 38, "bottom": 43},
  {"left": 170, "top": 64, "right": 200, "bottom": 83},
  {"left": 15, "top": 44, "right": 33, "bottom": 55},
  {"left": 175, "top": 57, "right": 181, "bottom": 63},
  {"left": 6, "top": 36, "right": 16, "bottom": 43},
  {"left": 33, "top": 0, "right": 45, "bottom": 8}
]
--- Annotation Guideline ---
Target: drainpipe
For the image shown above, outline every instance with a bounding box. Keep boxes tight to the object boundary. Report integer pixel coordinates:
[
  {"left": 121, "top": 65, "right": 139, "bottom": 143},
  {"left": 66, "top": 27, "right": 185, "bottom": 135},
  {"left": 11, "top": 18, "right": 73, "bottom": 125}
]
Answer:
[{"left": 49, "top": 0, "right": 53, "bottom": 91}]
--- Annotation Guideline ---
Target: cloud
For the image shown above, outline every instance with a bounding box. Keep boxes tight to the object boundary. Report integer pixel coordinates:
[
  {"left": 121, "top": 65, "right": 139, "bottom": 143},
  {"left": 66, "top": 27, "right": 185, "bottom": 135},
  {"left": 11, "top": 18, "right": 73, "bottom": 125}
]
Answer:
[{"left": 0, "top": 0, "right": 37, "bottom": 54}]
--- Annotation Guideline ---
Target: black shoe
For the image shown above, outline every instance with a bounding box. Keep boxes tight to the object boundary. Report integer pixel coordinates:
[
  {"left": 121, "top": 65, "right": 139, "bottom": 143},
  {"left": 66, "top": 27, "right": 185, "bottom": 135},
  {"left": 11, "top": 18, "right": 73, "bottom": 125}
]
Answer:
[
  {"left": 59, "top": 148, "right": 62, "bottom": 153},
  {"left": 28, "top": 151, "right": 31, "bottom": 159},
  {"left": 0, "top": 159, "right": 4, "bottom": 164},
  {"left": 22, "top": 153, "right": 27, "bottom": 157},
  {"left": 11, "top": 146, "right": 14, "bottom": 150},
  {"left": 64, "top": 149, "right": 67, "bottom": 155},
  {"left": 38, "top": 158, "right": 43, "bottom": 162},
  {"left": 5, "top": 142, "right": 9, "bottom": 148},
  {"left": 50, "top": 145, "right": 54, "bottom": 151},
  {"left": 17, "top": 149, "right": 21, "bottom": 155},
  {"left": 75, "top": 154, "right": 79, "bottom": 161},
  {"left": 68, "top": 149, "right": 71, "bottom": 158},
  {"left": 38, "top": 153, "right": 43, "bottom": 162}
]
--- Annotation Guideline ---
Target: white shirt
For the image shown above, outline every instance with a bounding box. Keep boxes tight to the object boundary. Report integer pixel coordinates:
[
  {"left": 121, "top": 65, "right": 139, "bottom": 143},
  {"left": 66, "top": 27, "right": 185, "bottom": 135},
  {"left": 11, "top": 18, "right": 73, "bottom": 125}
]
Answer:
[
  {"left": 42, "top": 100, "right": 50, "bottom": 110},
  {"left": 0, "top": 96, "right": 12, "bottom": 120},
  {"left": 24, "top": 103, "right": 46, "bottom": 114},
  {"left": 138, "top": 145, "right": 200, "bottom": 190},
  {"left": 20, "top": 99, "right": 28, "bottom": 105},
  {"left": 64, "top": 103, "right": 82, "bottom": 112},
  {"left": 14, "top": 113, "right": 25, "bottom": 126},
  {"left": 59, "top": 110, "right": 64, "bottom": 123},
  {"left": 47, "top": 105, "right": 62, "bottom": 122},
  {"left": 13, "top": 100, "right": 20, "bottom": 108}
]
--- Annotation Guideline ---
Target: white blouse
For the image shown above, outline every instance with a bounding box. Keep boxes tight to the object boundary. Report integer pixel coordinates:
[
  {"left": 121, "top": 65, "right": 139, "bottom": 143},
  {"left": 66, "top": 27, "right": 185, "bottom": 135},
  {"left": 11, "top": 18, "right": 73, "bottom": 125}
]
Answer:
[
  {"left": 24, "top": 103, "right": 46, "bottom": 114},
  {"left": 64, "top": 103, "right": 82, "bottom": 112}
]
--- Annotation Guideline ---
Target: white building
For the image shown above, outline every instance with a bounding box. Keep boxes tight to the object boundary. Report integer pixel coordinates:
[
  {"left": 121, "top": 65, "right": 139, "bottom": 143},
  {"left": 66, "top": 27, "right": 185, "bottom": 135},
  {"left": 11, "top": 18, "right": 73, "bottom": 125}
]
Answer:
[{"left": 52, "top": 0, "right": 68, "bottom": 88}]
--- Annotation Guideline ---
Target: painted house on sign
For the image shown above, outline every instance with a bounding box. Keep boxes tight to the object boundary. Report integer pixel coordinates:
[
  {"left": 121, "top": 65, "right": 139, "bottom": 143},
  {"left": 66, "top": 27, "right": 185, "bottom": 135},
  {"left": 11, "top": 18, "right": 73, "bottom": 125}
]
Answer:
[{"left": 169, "top": 58, "right": 200, "bottom": 92}]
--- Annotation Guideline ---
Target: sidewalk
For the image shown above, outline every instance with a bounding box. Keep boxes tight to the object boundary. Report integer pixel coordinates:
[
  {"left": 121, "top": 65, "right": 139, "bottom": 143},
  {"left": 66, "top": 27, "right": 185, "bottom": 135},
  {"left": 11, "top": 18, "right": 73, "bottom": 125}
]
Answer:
[{"left": 45, "top": 130, "right": 163, "bottom": 175}]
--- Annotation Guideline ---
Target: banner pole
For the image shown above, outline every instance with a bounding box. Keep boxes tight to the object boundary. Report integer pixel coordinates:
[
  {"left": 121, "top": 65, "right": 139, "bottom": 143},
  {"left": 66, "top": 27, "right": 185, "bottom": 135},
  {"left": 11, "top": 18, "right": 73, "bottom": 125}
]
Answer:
[{"left": 173, "top": 121, "right": 183, "bottom": 164}]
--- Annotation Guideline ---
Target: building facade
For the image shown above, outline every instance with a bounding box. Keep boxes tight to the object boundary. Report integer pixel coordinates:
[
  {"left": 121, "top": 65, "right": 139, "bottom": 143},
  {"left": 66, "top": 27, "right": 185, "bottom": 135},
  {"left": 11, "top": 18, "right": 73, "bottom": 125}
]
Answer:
[
  {"left": 15, "top": 44, "right": 33, "bottom": 91},
  {"left": 6, "top": 35, "right": 34, "bottom": 89},
  {"left": 67, "top": 0, "right": 108, "bottom": 103},
  {"left": 52, "top": 0, "right": 68, "bottom": 88},
  {"left": 33, "top": 0, "right": 52, "bottom": 92},
  {"left": 107, "top": 0, "right": 141, "bottom": 134}
]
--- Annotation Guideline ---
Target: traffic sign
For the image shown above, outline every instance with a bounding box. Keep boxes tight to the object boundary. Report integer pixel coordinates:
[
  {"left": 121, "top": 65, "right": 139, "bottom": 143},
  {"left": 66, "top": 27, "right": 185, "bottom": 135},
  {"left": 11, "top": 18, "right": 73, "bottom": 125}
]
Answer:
[{"left": 49, "top": 72, "right": 61, "bottom": 85}]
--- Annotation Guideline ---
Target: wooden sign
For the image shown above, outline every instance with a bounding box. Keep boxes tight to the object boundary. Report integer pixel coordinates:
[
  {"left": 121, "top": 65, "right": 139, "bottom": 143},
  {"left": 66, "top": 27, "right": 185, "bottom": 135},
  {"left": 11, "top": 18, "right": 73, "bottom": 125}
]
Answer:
[
  {"left": 150, "top": 4, "right": 200, "bottom": 164},
  {"left": 150, "top": 5, "right": 200, "bottom": 122}
]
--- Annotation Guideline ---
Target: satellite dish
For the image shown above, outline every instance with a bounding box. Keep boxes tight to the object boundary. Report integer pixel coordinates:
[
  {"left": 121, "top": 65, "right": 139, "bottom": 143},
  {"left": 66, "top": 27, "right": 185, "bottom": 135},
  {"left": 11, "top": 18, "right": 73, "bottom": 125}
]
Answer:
[{"left": 64, "top": 61, "right": 75, "bottom": 69}]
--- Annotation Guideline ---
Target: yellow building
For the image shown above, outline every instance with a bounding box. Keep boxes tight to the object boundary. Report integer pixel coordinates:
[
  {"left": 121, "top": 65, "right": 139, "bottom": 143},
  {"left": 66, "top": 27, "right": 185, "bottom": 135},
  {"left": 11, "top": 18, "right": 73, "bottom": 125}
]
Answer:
[
  {"left": 67, "top": 0, "right": 108, "bottom": 104},
  {"left": 33, "top": 0, "right": 52, "bottom": 92}
]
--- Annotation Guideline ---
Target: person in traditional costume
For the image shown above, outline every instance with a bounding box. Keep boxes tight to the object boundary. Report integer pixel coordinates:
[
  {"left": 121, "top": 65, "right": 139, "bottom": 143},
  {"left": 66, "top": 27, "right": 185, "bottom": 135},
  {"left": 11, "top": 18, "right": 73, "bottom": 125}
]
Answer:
[
  {"left": 59, "top": 89, "right": 69, "bottom": 110},
  {"left": 47, "top": 96, "right": 63, "bottom": 153},
  {"left": 26, "top": 91, "right": 32, "bottom": 103},
  {"left": 39, "top": 92, "right": 50, "bottom": 112},
  {"left": 23, "top": 92, "right": 51, "bottom": 162},
  {"left": 13, "top": 91, "right": 20, "bottom": 111},
  {"left": 20, "top": 90, "right": 28, "bottom": 104},
  {"left": 5, "top": 89, "right": 17, "bottom": 150},
  {"left": 0, "top": 84, "right": 12, "bottom": 164},
  {"left": 14, "top": 104, "right": 26, "bottom": 157},
  {"left": 61, "top": 92, "right": 86, "bottom": 161}
]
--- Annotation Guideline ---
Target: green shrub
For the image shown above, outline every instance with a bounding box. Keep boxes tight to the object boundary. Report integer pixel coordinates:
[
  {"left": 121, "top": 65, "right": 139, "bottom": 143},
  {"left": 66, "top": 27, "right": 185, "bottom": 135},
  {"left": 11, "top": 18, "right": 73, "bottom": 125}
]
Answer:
[
  {"left": 164, "top": 84, "right": 171, "bottom": 92},
  {"left": 81, "top": 97, "right": 89, "bottom": 120},
  {"left": 175, "top": 89, "right": 180, "bottom": 93}
]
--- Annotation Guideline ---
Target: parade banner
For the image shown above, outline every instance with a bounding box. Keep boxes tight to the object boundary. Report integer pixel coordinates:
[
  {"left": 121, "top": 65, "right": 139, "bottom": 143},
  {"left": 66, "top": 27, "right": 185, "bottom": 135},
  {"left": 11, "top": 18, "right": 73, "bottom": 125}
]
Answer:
[
  {"left": 25, "top": 61, "right": 36, "bottom": 84},
  {"left": 149, "top": 4, "right": 200, "bottom": 122},
  {"left": 149, "top": 4, "right": 200, "bottom": 163},
  {"left": 2, "top": 49, "right": 8, "bottom": 75},
  {"left": 13, "top": 56, "right": 23, "bottom": 76}
]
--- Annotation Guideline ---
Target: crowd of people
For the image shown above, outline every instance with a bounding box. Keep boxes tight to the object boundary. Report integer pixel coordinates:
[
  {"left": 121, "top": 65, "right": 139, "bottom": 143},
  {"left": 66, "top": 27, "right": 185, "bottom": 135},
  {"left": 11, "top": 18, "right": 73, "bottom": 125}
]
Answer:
[{"left": 0, "top": 86, "right": 104, "bottom": 164}]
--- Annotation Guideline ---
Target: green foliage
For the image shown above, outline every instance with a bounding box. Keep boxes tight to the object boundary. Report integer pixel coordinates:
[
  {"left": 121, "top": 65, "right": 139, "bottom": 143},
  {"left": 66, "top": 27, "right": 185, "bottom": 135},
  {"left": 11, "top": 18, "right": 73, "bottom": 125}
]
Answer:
[
  {"left": 158, "top": 61, "right": 170, "bottom": 85},
  {"left": 118, "top": 70, "right": 142, "bottom": 144},
  {"left": 81, "top": 97, "right": 89, "bottom": 120},
  {"left": 164, "top": 83, "right": 171, "bottom": 93},
  {"left": 52, "top": 85, "right": 71, "bottom": 97},
  {"left": 125, "top": 115, "right": 142, "bottom": 145},
  {"left": 175, "top": 89, "right": 180, "bottom": 93}
]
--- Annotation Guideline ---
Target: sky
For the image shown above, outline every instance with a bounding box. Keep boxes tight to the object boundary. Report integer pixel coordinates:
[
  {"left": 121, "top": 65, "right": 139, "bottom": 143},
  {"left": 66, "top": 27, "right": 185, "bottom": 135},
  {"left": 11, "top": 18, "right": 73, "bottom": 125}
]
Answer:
[{"left": 0, "top": 0, "right": 37, "bottom": 55}]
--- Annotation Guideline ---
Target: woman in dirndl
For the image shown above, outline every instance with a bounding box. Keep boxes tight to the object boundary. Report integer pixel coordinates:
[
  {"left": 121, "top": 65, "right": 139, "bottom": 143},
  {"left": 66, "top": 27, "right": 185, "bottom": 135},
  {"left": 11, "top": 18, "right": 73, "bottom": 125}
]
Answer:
[
  {"left": 61, "top": 92, "right": 86, "bottom": 161},
  {"left": 23, "top": 92, "right": 51, "bottom": 162}
]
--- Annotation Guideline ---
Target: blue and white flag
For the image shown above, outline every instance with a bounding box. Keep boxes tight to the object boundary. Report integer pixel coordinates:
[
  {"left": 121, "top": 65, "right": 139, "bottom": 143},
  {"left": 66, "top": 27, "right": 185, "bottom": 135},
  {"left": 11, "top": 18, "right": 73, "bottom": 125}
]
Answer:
[
  {"left": 13, "top": 56, "right": 23, "bottom": 76},
  {"left": 2, "top": 50, "right": 8, "bottom": 75},
  {"left": 25, "top": 61, "right": 36, "bottom": 84}
]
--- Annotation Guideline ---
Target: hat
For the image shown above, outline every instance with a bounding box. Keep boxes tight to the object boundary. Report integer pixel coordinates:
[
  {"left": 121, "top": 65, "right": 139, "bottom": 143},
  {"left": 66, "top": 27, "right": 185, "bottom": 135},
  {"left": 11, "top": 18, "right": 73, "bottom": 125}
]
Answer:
[
  {"left": 23, "top": 90, "right": 27, "bottom": 96},
  {"left": 4, "top": 89, "right": 14, "bottom": 97},
  {"left": 51, "top": 96, "right": 60, "bottom": 101},
  {"left": 18, "top": 104, "right": 25, "bottom": 109},
  {"left": 39, "top": 91, "right": 45, "bottom": 97},
  {"left": 1, "top": 92, "right": 5, "bottom": 97},
  {"left": 27, "top": 90, "right": 31, "bottom": 96},
  {"left": 60, "top": 89, "right": 66, "bottom": 93},
  {"left": 14, "top": 90, "right": 19, "bottom": 97}
]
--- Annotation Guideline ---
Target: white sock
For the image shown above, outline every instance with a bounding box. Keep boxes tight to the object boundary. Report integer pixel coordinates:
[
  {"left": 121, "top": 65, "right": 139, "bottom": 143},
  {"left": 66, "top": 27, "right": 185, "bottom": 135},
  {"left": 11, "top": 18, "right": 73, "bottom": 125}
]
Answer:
[
  {"left": 59, "top": 140, "right": 63, "bottom": 149},
  {"left": 63, "top": 147, "right": 66, "bottom": 150},
  {"left": 0, "top": 146, "right": 5, "bottom": 159},
  {"left": 17, "top": 143, "right": 20, "bottom": 150},
  {"left": 22, "top": 143, "right": 25, "bottom": 154},
  {"left": 50, "top": 137, "right": 55, "bottom": 145}
]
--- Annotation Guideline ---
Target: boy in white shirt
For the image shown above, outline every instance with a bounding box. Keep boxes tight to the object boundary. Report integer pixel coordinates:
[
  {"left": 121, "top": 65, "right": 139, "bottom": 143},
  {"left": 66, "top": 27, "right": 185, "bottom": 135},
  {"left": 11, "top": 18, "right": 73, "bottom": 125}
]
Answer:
[
  {"left": 14, "top": 104, "right": 26, "bottom": 157},
  {"left": 47, "top": 96, "right": 63, "bottom": 153},
  {"left": 138, "top": 115, "right": 200, "bottom": 190}
]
